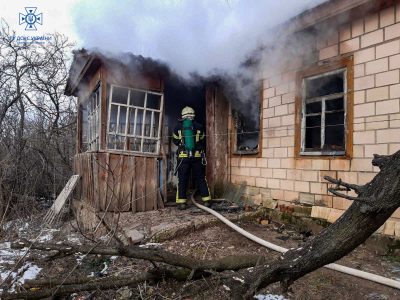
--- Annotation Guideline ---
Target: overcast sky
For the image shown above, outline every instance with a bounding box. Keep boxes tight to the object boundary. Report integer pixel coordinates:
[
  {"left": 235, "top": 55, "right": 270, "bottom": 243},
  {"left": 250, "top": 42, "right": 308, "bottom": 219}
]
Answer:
[{"left": 0, "top": 0, "right": 326, "bottom": 76}]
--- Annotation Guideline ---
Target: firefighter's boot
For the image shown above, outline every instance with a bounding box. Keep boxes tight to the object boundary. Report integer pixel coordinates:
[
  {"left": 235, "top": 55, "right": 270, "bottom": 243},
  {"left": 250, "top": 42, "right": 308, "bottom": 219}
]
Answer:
[
  {"left": 202, "top": 201, "right": 211, "bottom": 208},
  {"left": 178, "top": 203, "right": 187, "bottom": 210}
]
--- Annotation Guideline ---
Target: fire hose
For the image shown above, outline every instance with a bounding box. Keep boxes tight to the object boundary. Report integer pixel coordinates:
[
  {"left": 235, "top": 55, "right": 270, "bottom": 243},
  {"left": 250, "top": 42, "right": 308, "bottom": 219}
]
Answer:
[{"left": 190, "top": 195, "right": 400, "bottom": 290}]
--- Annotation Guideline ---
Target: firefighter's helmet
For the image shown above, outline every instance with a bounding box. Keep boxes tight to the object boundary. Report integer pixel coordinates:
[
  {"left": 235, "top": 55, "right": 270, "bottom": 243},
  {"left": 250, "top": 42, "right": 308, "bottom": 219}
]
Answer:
[{"left": 181, "top": 106, "right": 195, "bottom": 119}]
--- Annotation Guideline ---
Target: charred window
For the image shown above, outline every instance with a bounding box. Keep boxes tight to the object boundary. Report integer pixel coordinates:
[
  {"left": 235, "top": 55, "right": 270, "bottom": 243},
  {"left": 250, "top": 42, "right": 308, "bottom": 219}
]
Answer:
[
  {"left": 232, "top": 88, "right": 260, "bottom": 155},
  {"left": 301, "top": 69, "right": 346, "bottom": 155},
  {"left": 82, "top": 83, "right": 100, "bottom": 152},
  {"left": 107, "top": 84, "right": 163, "bottom": 154}
]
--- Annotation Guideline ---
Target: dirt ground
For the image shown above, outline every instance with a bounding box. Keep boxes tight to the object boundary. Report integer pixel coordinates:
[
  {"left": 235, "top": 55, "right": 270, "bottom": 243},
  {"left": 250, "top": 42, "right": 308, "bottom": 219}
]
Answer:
[{"left": 1, "top": 207, "right": 400, "bottom": 300}]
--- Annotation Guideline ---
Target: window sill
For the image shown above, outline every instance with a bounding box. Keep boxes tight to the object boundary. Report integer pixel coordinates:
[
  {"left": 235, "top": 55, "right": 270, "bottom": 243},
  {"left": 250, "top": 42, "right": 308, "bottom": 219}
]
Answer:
[
  {"left": 300, "top": 151, "right": 345, "bottom": 156},
  {"left": 231, "top": 149, "right": 260, "bottom": 157},
  {"left": 296, "top": 152, "right": 351, "bottom": 160}
]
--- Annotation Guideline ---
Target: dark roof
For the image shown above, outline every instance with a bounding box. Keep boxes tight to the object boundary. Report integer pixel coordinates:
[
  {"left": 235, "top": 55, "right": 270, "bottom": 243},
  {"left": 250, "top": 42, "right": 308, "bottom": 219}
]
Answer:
[{"left": 65, "top": 49, "right": 171, "bottom": 96}]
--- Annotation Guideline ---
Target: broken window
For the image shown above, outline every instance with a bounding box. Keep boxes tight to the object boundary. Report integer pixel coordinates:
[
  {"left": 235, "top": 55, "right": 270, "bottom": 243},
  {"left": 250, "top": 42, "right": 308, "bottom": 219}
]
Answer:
[
  {"left": 107, "top": 84, "right": 163, "bottom": 154},
  {"left": 301, "top": 68, "right": 346, "bottom": 155},
  {"left": 82, "top": 83, "right": 100, "bottom": 152},
  {"left": 232, "top": 87, "right": 260, "bottom": 155}
]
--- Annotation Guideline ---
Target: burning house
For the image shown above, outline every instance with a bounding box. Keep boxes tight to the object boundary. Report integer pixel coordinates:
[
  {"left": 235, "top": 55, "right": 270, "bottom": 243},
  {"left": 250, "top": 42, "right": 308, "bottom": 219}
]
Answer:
[{"left": 65, "top": 0, "right": 400, "bottom": 236}]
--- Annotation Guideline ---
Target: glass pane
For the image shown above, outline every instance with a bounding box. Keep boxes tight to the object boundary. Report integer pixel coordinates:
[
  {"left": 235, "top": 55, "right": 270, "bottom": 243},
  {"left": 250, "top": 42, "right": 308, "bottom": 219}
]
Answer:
[
  {"left": 326, "top": 98, "right": 344, "bottom": 111},
  {"left": 108, "top": 134, "right": 116, "bottom": 149},
  {"left": 95, "top": 111, "right": 99, "bottom": 137},
  {"left": 130, "top": 90, "right": 145, "bottom": 107},
  {"left": 115, "top": 135, "right": 126, "bottom": 150},
  {"left": 146, "top": 93, "right": 161, "bottom": 109},
  {"left": 135, "top": 109, "right": 144, "bottom": 136},
  {"left": 109, "top": 105, "right": 118, "bottom": 133},
  {"left": 143, "top": 111, "right": 152, "bottom": 137},
  {"left": 305, "top": 71, "right": 344, "bottom": 99},
  {"left": 305, "top": 101, "right": 322, "bottom": 114},
  {"left": 325, "top": 125, "right": 345, "bottom": 151},
  {"left": 95, "top": 89, "right": 100, "bottom": 108},
  {"left": 129, "top": 137, "right": 141, "bottom": 152},
  {"left": 153, "top": 112, "right": 160, "bottom": 138},
  {"left": 118, "top": 106, "right": 127, "bottom": 134},
  {"left": 305, "top": 115, "right": 321, "bottom": 150},
  {"left": 326, "top": 111, "right": 344, "bottom": 126},
  {"left": 111, "top": 86, "right": 129, "bottom": 104},
  {"left": 82, "top": 106, "right": 88, "bottom": 150},
  {"left": 128, "top": 108, "right": 137, "bottom": 135},
  {"left": 143, "top": 139, "right": 156, "bottom": 153}
]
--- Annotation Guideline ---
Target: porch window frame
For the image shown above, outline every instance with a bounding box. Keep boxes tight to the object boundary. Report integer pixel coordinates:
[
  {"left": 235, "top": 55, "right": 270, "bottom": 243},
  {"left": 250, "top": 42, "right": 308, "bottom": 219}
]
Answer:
[
  {"left": 295, "top": 57, "right": 354, "bottom": 159},
  {"left": 82, "top": 82, "right": 101, "bottom": 152},
  {"left": 106, "top": 84, "right": 164, "bottom": 155}
]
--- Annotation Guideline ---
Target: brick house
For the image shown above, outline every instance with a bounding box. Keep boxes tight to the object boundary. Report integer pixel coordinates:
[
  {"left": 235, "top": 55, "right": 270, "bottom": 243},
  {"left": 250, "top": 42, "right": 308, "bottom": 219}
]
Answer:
[{"left": 229, "top": 0, "right": 400, "bottom": 236}]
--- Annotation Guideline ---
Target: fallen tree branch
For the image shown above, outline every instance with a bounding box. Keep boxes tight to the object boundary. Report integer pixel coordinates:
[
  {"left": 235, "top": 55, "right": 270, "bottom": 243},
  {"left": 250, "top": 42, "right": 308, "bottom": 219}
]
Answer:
[
  {"left": 11, "top": 240, "right": 265, "bottom": 272},
  {"left": 2, "top": 267, "right": 198, "bottom": 300}
]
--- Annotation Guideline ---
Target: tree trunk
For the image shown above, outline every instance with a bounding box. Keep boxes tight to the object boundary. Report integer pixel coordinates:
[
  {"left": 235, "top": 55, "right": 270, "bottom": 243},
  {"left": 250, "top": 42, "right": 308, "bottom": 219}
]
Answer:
[{"left": 229, "top": 151, "right": 400, "bottom": 299}]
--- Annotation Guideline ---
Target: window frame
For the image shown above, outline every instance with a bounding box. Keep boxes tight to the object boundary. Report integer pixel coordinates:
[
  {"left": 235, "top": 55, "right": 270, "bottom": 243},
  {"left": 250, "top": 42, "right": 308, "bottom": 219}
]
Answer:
[
  {"left": 230, "top": 81, "right": 263, "bottom": 157},
  {"left": 295, "top": 57, "right": 353, "bottom": 159},
  {"left": 106, "top": 84, "right": 164, "bottom": 155},
  {"left": 81, "top": 82, "right": 101, "bottom": 152}
]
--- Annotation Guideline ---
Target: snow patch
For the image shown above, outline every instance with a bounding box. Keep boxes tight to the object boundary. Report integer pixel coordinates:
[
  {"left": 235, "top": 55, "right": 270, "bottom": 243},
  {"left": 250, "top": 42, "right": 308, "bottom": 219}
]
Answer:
[
  {"left": 66, "top": 236, "right": 82, "bottom": 244},
  {"left": 233, "top": 276, "right": 245, "bottom": 283},
  {"left": 0, "top": 262, "right": 41, "bottom": 292},
  {"left": 37, "top": 229, "right": 59, "bottom": 242},
  {"left": 76, "top": 254, "right": 86, "bottom": 265},
  {"left": 0, "top": 242, "right": 26, "bottom": 266},
  {"left": 254, "top": 294, "right": 288, "bottom": 300},
  {"left": 17, "top": 263, "right": 42, "bottom": 284},
  {"left": 139, "top": 243, "right": 162, "bottom": 248}
]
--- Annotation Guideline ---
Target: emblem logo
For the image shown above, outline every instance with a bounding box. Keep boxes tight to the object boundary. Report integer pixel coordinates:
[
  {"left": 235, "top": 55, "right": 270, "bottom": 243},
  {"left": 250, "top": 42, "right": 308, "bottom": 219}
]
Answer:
[{"left": 19, "top": 7, "right": 43, "bottom": 31}]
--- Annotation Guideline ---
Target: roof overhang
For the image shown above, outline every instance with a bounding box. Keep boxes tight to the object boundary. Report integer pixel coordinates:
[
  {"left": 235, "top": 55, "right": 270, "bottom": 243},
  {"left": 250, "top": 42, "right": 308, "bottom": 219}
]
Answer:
[{"left": 282, "top": 0, "right": 397, "bottom": 34}]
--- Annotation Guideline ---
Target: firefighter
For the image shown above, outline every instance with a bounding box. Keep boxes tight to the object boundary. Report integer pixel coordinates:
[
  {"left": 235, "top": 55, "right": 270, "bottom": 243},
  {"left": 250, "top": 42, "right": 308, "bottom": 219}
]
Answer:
[{"left": 172, "top": 106, "right": 211, "bottom": 210}]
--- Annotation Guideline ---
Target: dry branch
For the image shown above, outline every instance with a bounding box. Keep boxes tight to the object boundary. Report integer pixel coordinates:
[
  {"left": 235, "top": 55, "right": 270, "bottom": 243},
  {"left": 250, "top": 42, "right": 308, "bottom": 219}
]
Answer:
[
  {"left": 11, "top": 240, "right": 265, "bottom": 272},
  {"left": 2, "top": 268, "right": 195, "bottom": 300}
]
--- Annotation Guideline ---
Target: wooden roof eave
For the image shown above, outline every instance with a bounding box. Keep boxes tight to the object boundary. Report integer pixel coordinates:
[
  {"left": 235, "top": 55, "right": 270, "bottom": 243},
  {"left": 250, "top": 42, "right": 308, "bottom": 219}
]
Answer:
[
  {"left": 278, "top": 0, "right": 396, "bottom": 36},
  {"left": 65, "top": 55, "right": 95, "bottom": 97}
]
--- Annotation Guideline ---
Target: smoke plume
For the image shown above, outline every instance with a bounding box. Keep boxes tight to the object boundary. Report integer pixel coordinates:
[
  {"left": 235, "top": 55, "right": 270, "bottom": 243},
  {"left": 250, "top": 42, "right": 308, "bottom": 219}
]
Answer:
[{"left": 72, "top": 0, "right": 326, "bottom": 78}]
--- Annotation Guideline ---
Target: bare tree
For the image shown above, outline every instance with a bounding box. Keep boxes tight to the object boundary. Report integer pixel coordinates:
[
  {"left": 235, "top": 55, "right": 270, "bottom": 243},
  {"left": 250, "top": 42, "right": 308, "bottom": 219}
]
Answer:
[{"left": 0, "top": 21, "right": 75, "bottom": 222}]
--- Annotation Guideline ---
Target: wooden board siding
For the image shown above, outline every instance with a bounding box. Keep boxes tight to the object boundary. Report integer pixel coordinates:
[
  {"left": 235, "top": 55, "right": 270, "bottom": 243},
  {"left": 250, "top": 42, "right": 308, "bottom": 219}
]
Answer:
[
  {"left": 205, "top": 85, "right": 229, "bottom": 196},
  {"left": 73, "top": 152, "right": 160, "bottom": 213}
]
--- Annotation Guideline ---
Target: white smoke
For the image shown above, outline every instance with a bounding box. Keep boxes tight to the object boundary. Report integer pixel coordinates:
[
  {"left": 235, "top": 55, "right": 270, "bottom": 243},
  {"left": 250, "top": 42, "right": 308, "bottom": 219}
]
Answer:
[{"left": 72, "top": 0, "right": 326, "bottom": 78}]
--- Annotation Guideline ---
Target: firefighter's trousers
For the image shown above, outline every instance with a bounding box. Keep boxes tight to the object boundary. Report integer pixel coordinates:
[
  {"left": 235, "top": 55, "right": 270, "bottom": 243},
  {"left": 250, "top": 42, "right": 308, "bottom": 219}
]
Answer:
[{"left": 176, "top": 157, "right": 211, "bottom": 204}]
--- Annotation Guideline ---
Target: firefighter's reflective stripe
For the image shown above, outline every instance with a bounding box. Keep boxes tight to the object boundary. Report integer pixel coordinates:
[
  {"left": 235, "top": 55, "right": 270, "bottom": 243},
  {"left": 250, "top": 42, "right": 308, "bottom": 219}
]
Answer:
[
  {"left": 172, "top": 132, "right": 180, "bottom": 139},
  {"left": 176, "top": 184, "right": 187, "bottom": 203},
  {"left": 178, "top": 130, "right": 182, "bottom": 139},
  {"left": 200, "top": 132, "right": 205, "bottom": 140},
  {"left": 178, "top": 151, "right": 202, "bottom": 158},
  {"left": 195, "top": 130, "right": 201, "bottom": 142},
  {"left": 202, "top": 178, "right": 211, "bottom": 201}
]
